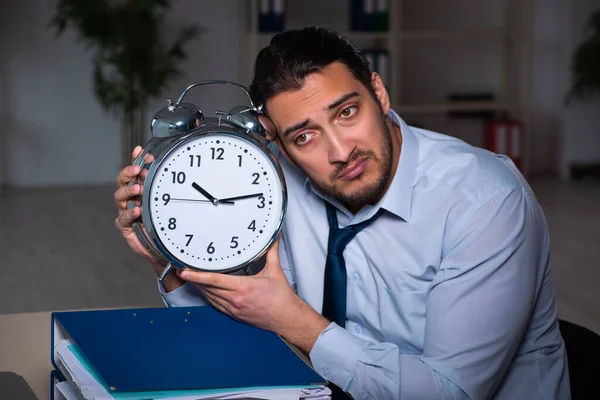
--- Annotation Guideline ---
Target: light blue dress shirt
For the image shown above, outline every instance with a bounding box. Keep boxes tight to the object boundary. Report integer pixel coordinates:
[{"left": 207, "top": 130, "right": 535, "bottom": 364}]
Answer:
[{"left": 160, "top": 111, "right": 570, "bottom": 399}]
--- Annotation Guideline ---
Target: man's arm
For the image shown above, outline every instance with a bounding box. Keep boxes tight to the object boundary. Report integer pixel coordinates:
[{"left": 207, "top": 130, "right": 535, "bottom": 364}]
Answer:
[
  {"left": 310, "top": 187, "right": 544, "bottom": 399},
  {"left": 161, "top": 235, "right": 298, "bottom": 308}
]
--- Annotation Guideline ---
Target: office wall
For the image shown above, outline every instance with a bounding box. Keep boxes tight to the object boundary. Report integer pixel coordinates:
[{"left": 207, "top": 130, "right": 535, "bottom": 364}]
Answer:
[
  {"left": 0, "top": 0, "right": 246, "bottom": 187},
  {"left": 559, "top": 0, "right": 600, "bottom": 178},
  {"left": 1, "top": 0, "right": 597, "bottom": 187}
]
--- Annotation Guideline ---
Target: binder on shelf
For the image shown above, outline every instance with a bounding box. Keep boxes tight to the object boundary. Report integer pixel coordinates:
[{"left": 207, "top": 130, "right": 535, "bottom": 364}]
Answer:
[
  {"left": 50, "top": 306, "right": 326, "bottom": 397},
  {"left": 363, "top": 48, "right": 389, "bottom": 82},
  {"left": 373, "top": 0, "right": 389, "bottom": 32},
  {"left": 259, "top": 0, "right": 285, "bottom": 33},
  {"left": 350, "top": 0, "right": 374, "bottom": 31}
]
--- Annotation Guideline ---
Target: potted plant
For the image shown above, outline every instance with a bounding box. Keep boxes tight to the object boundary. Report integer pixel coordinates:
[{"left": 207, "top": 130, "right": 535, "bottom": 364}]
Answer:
[{"left": 50, "top": 0, "right": 201, "bottom": 165}]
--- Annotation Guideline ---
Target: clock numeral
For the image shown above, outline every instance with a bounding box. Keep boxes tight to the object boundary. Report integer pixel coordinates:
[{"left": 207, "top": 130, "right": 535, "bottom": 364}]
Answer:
[
  {"left": 162, "top": 193, "right": 170, "bottom": 205},
  {"left": 207, "top": 242, "right": 215, "bottom": 254},
  {"left": 211, "top": 147, "right": 224, "bottom": 160},
  {"left": 257, "top": 196, "right": 265, "bottom": 209},
  {"left": 252, "top": 172, "right": 260, "bottom": 185},
  {"left": 238, "top": 155, "right": 243, "bottom": 167},
  {"left": 171, "top": 171, "right": 186, "bottom": 184},
  {"left": 185, "top": 234, "right": 193, "bottom": 246},
  {"left": 248, "top": 220, "right": 256, "bottom": 232},
  {"left": 168, "top": 218, "right": 177, "bottom": 230},
  {"left": 189, "top": 155, "right": 201, "bottom": 167},
  {"left": 230, "top": 236, "right": 239, "bottom": 248}
]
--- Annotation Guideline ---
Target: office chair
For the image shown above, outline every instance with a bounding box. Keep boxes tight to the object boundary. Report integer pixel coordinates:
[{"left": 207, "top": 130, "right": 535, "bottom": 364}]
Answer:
[{"left": 559, "top": 319, "right": 600, "bottom": 399}]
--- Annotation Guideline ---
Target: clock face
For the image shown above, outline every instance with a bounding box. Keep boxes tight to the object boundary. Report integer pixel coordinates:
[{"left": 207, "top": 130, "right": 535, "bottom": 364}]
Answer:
[{"left": 146, "top": 131, "right": 286, "bottom": 272}]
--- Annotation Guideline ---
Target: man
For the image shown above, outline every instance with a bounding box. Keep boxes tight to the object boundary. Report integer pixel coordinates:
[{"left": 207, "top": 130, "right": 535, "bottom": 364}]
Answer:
[{"left": 115, "top": 27, "right": 570, "bottom": 399}]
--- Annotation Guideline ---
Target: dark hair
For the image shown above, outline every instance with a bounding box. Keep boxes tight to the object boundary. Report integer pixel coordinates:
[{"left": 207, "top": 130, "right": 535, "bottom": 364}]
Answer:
[{"left": 249, "top": 26, "right": 375, "bottom": 111}]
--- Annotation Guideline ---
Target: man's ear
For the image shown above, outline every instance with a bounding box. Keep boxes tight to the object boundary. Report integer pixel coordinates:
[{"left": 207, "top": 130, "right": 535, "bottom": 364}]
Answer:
[
  {"left": 371, "top": 72, "right": 390, "bottom": 114},
  {"left": 258, "top": 114, "right": 277, "bottom": 141},
  {"left": 257, "top": 114, "right": 298, "bottom": 167}
]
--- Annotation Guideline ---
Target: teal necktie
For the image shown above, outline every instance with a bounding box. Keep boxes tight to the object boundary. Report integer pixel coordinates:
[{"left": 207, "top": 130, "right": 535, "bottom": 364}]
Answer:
[{"left": 322, "top": 202, "right": 385, "bottom": 327}]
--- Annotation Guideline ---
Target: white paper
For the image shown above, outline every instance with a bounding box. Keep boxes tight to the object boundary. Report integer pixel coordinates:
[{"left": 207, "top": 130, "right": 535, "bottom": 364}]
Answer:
[
  {"left": 158, "top": 386, "right": 331, "bottom": 400},
  {"left": 56, "top": 381, "right": 87, "bottom": 400},
  {"left": 55, "top": 339, "right": 114, "bottom": 400},
  {"left": 54, "top": 338, "right": 330, "bottom": 400}
]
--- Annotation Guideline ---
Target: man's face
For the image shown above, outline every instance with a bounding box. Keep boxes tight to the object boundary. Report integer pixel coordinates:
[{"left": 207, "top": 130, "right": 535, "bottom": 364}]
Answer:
[{"left": 265, "top": 62, "right": 399, "bottom": 212}]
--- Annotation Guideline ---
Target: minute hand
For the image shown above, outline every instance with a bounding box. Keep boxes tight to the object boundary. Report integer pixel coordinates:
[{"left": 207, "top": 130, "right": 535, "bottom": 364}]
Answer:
[{"left": 219, "top": 192, "right": 264, "bottom": 202}]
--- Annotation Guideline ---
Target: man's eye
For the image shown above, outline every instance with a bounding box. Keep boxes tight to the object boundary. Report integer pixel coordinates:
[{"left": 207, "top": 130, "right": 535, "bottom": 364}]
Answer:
[
  {"left": 295, "top": 132, "right": 312, "bottom": 145},
  {"left": 340, "top": 106, "right": 357, "bottom": 118}
]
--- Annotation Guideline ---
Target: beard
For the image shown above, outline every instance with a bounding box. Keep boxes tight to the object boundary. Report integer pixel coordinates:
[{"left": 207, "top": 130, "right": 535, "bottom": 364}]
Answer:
[{"left": 309, "top": 111, "right": 394, "bottom": 211}]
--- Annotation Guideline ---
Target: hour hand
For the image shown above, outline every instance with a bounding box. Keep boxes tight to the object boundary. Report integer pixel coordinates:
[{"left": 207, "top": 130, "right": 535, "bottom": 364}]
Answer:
[
  {"left": 191, "top": 182, "right": 234, "bottom": 205},
  {"left": 219, "top": 192, "right": 264, "bottom": 202}
]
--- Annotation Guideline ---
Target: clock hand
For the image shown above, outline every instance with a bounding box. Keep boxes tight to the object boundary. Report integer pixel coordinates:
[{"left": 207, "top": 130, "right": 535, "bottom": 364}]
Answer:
[
  {"left": 170, "top": 197, "right": 234, "bottom": 204},
  {"left": 191, "top": 182, "right": 218, "bottom": 205},
  {"left": 219, "top": 192, "right": 264, "bottom": 202},
  {"left": 170, "top": 198, "right": 211, "bottom": 203},
  {"left": 191, "top": 182, "right": 233, "bottom": 205}
]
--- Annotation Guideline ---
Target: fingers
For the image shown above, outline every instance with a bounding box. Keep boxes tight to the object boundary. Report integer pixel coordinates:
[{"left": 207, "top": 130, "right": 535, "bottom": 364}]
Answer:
[
  {"left": 201, "top": 290, "right": 235, "bottom": 319},
  {"left": 131, "top": 146, "right": 143, "bottom": 164},
  {"left": 143, "top": 152, "right": 155, "bottom": 164},
  {"left": 179, "top": 269, "right": 239, "bottom": 291},
  {"left": 114, "top": 183, "right": 142, "bottom": 208},
  {"left": 117, "top": 165, "right": 141, "bottom": 188},
  {"left": 115, "top": 205, "right": 142, "bottom": 231}
]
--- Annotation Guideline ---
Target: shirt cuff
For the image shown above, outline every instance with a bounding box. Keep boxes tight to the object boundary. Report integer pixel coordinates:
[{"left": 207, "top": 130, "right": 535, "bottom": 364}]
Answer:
[
  {"left": 309, "top": 322, "right": 365, "bottom": 389},
  {"left": 157, "top": 279, "right": 209, "bottom": 307}
]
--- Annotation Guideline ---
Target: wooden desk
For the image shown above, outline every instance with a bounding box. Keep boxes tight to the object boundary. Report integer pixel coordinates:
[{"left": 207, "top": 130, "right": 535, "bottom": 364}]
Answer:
[{"left": 0, "top": 311, "right": 53, "bottom": 400}]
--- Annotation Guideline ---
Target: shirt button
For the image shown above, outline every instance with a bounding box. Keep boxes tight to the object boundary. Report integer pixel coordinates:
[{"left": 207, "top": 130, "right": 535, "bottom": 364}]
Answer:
[
  {"left": 352, "top": 272, "right": 359, "bottom": 281},
  {"left": 322, "top": 366, "right": 331, "bottom": 377}
]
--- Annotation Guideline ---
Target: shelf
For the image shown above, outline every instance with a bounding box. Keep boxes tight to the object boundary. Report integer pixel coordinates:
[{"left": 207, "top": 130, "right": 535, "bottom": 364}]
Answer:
[
  {"left": 395, "top": 101, "right": 519, "bottom": 114},
  {"left": 257, "top": 31, "right": 390, "bottom": 41},
  {"left": 257, "top": 27, "right": 505, "bottom": 41},
  {"left": 400, "top": 27, "right": 507, "bottom": 40}
]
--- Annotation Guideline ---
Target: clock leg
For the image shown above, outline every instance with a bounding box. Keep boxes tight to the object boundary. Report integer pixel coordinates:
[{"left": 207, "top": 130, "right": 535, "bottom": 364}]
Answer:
[{"left": 158, "top": 263, "right": 174, "bottom": 285}]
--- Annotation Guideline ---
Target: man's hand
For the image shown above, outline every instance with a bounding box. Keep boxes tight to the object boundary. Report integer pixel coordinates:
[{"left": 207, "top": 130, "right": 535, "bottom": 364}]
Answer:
[
  {"left": 114, "top": 146, "right": 184, "bottom": 291},
  {"left": 179, "top": 240, "right": 330, "bottom": 353}
]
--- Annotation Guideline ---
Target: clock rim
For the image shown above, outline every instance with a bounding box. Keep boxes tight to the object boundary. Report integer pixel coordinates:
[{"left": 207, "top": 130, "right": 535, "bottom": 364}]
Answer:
[{"left": 139, "top": 126, "right": 288, "bottom": 274}]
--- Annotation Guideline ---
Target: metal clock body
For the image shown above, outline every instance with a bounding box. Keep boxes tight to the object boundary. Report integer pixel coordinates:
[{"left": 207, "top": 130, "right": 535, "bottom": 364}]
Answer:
[{"left": 130, "top": 81, "right": 287, "bottom": 276}]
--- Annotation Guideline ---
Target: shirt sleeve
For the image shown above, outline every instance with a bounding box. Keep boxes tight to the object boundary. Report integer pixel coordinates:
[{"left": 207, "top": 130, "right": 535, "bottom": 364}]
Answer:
[
  {"left": 157, "top": 280, "right": 209, "bottom": 307},
  {"left": 310, "top": 187, "right": 544, "bottom": 399},
  {"left": 279, "top": 233, "right": 297, "bottom": 292}
]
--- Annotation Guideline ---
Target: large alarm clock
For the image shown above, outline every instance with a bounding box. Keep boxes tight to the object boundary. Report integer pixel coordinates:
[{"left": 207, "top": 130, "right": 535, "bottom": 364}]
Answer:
[{"left": 129, "top": 80, "right": 287, "bottom": 279}]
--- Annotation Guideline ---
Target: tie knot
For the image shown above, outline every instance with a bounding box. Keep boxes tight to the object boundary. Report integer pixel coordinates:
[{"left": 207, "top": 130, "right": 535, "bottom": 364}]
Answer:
[
  {"left": 324, "top": 202, "right": 386, "bottom": 255},
  {"left": 328, "top": 227, "right": 360, "bottom": 254}
]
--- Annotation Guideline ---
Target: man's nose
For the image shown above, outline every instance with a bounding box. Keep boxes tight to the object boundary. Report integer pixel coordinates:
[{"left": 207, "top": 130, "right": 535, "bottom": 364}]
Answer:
[{"left": 327, "top": 130, "right": 355, "bottom": 164}]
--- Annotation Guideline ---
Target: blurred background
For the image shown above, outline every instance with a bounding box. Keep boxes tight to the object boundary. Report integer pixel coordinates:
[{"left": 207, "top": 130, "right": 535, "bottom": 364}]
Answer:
[{"left": 0, "top": 0, "right": 598, "bottom": 334}]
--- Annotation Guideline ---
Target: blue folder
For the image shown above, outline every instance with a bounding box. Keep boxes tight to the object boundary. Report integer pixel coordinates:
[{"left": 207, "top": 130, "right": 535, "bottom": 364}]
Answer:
[{"left": 50, "top": 306, "right": 326, "bottom": 393}]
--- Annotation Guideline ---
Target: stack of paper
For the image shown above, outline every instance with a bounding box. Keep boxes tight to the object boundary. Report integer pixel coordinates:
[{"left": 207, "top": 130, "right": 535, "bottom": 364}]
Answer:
[{"left": 53, "top": 338, "right": 330, "bottom": 400}]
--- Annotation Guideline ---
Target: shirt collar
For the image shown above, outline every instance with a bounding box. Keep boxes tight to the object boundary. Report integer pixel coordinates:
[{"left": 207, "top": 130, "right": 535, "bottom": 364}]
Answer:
[{"left": 303, "top": 109, "right": 418, "bottom": 221}]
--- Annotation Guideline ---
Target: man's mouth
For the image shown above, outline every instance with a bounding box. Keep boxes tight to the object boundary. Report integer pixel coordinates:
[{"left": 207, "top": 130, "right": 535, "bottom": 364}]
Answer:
[{"left": 337, "top": 158, "right": 368, "bottom": 180}]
